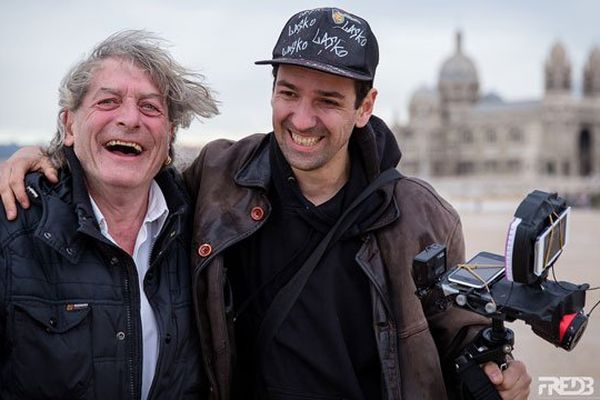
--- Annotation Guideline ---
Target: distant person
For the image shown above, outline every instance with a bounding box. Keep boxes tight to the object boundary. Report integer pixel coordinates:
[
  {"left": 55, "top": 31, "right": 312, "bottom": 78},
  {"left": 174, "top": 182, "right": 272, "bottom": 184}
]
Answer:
[
  {"left": 0, "top": 8, "right": 531, "bottom": 400},
  {"left": 0, "top": 30, "right": 217, "bottom": 399}
]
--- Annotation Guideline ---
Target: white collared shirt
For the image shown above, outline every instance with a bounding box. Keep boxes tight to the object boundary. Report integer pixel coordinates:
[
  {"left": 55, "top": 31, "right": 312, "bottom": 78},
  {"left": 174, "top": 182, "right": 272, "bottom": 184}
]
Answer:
[{"left": 89, "top": 180, "right": 169, "bottom": 400}]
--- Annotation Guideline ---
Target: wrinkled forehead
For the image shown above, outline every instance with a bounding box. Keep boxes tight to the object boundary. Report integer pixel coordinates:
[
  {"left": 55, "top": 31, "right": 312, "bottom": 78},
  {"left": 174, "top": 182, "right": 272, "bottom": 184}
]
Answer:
[
  {"left": 84, "top": 57, "right": 165, "bottom": 101},
  {"left": 91, "top": 57, "right": 156, "bottom": 84}
]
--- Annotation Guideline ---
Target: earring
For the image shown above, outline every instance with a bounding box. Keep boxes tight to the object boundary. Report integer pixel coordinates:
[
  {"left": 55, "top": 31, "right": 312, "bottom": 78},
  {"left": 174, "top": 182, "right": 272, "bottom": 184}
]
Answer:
[{"left": 164, "top": 155, "right": 172, "bottom": 166}]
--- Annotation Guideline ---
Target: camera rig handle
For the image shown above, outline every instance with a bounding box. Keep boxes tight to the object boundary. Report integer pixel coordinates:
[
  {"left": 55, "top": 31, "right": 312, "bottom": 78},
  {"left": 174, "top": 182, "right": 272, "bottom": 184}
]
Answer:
[{"left": 455, "top": 318, "right": 514, "bottom": 400}]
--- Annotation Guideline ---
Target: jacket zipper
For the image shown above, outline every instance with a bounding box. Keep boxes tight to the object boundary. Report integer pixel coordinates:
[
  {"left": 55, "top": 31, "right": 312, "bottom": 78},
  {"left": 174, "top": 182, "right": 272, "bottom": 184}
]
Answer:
[
  {"left": 120, "top": 253, "right": 145, "bottom": 400},
  {"left": 122, "top": 272, "right": 138, "bottom": 400}
]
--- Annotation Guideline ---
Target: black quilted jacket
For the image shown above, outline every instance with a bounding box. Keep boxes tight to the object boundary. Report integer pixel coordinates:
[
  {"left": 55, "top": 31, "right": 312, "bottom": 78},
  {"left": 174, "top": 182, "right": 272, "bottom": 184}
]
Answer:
[{"left": 0, "top": 149, "right": 206, "bottom": 399}]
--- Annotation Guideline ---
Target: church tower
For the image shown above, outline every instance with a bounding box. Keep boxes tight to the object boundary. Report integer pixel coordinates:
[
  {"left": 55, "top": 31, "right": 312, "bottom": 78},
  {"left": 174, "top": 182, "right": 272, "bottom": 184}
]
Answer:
[
  {"left": 583, "top": 47, "right": 600, "bottom": 97},
  {"left": 544, "top": 41, "right": 571, "bottom": 95}
]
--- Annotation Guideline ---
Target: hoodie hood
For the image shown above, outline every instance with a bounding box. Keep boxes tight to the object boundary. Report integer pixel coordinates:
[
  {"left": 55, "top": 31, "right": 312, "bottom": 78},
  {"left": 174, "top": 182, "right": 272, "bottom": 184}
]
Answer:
[{"left": 352, "top": 115, "right": 402, "bottom": 182}]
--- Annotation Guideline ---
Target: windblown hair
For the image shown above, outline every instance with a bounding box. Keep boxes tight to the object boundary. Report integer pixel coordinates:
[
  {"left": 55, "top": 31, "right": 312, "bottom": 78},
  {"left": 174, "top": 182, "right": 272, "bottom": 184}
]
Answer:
[{"left": 45, "top": 30, "right": 219, "bottom": 167}]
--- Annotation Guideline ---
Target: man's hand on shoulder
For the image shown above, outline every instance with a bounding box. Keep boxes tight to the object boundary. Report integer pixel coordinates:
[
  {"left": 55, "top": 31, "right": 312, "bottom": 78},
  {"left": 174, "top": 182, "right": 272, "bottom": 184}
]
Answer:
[
  {"left": 483, "top": 359, "right": 531, "bottom": 399},
  {"left": 0, "top": 146, "right": 58, "bottom": 220}
]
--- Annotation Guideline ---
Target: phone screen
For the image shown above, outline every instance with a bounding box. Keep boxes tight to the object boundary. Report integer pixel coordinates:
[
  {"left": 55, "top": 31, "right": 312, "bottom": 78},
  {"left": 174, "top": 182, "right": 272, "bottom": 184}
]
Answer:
[
  {"left": 534, "top": 207, "right": 570, "bottom": 275},
  {"left": 447, "top": 252, "right": 505, "bottom": 289}
]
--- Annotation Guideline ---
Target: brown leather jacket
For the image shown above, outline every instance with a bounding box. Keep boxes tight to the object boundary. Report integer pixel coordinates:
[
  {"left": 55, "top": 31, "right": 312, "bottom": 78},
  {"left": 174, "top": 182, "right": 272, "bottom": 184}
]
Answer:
[{"left": 183, "top": 118, "right": 487, "bottom": 400}]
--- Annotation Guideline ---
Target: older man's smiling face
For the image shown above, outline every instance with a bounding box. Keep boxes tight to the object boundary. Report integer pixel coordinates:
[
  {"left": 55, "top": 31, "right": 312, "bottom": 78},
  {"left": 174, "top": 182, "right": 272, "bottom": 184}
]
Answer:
[{"left": 63, "top": 57, "right": 172, "bottom": 196}]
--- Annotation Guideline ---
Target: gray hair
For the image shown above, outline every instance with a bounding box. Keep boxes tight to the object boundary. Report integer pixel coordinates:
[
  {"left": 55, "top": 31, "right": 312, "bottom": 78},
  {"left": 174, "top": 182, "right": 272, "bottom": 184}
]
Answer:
[{"left": 45, "top": 30, "right": 219, "bottom": 167}]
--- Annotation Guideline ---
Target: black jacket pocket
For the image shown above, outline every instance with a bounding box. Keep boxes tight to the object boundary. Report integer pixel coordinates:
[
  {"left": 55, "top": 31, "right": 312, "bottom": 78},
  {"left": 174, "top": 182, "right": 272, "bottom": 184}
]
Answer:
[{"left": 10, "top": 301, "right": 93, "bottom": 399}]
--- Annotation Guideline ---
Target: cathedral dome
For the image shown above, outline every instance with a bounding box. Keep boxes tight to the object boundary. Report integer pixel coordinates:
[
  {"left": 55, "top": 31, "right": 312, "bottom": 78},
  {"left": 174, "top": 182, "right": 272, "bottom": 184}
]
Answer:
[
  {"left": 438, "top": 31, "right": 479, "bottom": 104},
  {"left": 409, "top": 86, "right": 440, "bottom": 119}
]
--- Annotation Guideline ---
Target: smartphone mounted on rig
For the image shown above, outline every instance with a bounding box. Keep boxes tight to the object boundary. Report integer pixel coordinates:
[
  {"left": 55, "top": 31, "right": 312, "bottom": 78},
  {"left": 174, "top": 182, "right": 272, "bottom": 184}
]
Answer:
[{"left": 505, "top": 190, "right": 570, "bottom": 284}]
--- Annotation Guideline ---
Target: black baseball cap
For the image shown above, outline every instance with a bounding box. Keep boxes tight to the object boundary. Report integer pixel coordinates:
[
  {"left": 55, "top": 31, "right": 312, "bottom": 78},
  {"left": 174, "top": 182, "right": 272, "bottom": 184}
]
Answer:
[{"left": 255, "top": 7, "right": 379, "bottom": 81}]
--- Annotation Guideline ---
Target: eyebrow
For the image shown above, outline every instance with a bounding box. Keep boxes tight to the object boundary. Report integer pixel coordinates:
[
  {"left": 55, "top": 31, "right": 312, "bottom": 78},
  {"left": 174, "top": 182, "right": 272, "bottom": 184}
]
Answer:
[
  {"left": 276, "top": 79, "right": 345, "bottom": 100},
  {"left": 94, "top": 87, "right": 164, "bottom": 101}
]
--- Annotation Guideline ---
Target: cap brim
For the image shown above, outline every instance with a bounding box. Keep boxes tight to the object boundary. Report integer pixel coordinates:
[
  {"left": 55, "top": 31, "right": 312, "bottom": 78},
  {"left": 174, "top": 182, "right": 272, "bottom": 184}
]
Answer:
[{"left": 255, "top": 58, "right": 373, "bottom": 81}]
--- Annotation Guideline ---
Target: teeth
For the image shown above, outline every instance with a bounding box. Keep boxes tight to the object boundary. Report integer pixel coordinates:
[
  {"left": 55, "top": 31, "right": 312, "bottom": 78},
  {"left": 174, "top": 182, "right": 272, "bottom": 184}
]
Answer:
[
  {"left": 105, "top": 140, "right": 143, "bottom": 154},
  {"left": 291, "top": 132, "right": 320, "bottom": 146}
]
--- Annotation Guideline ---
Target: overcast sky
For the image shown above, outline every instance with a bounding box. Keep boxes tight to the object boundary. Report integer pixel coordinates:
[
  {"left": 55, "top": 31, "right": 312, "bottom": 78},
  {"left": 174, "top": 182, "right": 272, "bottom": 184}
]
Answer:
[{"left": 1, "top": 1, "right": 599, "bottom": 146}]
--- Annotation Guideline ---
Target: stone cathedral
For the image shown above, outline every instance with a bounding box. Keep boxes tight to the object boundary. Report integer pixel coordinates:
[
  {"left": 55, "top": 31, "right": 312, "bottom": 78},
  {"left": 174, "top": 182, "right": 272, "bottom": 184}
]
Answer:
[{"left": 394, "top": 32, "right": 600, "bottom": 200}]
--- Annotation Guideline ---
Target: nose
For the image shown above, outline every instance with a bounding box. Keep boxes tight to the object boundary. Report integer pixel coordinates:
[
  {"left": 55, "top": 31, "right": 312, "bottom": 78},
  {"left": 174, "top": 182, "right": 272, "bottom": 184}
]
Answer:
[
  {"left": 116, "top": 98, "right": 141, "bottom": 131},
  {"left": 289, "top": 99, "right": 317, "bottom": 132}
]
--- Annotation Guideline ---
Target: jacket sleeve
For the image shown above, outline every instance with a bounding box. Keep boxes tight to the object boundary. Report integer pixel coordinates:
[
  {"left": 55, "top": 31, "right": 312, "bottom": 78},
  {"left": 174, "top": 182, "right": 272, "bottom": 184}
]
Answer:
[{"left": 182, "top": 145, "right": 209, "bottom": 205}]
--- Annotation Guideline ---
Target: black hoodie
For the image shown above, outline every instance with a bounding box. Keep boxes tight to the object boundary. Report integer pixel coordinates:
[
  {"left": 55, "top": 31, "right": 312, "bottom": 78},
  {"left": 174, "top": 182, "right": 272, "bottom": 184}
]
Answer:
[{"left": 228, "top": 116, "right": 401, "bottom": 400}]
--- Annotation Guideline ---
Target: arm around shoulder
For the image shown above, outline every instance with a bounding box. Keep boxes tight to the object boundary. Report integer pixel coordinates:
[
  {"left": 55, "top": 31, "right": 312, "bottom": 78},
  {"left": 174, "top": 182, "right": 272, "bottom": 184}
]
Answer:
[{"left": 0, "top": 146, "right": 57, "bottom": 220}]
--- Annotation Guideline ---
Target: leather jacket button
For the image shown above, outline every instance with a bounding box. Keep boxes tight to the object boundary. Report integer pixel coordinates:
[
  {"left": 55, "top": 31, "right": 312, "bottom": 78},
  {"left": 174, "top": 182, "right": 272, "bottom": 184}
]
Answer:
[
  {"left": 198, "top": 243, "right": 212, "bottom": 257},
  {"left": 250, "top": 206, "right": 264, "bottom": 221},
  {"left": 116, "top": 331, "right": 126, "bottom": 341}
]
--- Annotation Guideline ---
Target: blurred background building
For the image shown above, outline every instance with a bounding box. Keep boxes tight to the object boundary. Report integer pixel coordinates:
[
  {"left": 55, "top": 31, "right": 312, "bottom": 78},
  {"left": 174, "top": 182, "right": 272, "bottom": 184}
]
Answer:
[{"left": 394, "top": 32, "right": 600, "bottom": 206}]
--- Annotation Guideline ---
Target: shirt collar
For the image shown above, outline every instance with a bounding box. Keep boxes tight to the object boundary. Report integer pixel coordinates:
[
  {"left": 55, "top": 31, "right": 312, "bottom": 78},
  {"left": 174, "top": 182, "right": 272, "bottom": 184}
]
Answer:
[{"left": 89, "top": 180, "right": 170, "bottom": 239}]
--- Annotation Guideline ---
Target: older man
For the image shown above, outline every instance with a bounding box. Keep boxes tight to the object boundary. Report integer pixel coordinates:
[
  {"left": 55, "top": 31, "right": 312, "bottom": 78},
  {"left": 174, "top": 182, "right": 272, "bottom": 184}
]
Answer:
[
  {"left": 1, "top": 8, "right": 531, "bottom": 400},
  {"left": 0, "top": 31, "right": 217, "bottom": 399}
]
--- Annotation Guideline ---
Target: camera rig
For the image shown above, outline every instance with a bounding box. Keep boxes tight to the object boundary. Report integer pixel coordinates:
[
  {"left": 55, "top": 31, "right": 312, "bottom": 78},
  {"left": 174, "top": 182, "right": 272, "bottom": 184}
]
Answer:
[{"left": 413, "top": 191, "right": 591, "bottom": 400}]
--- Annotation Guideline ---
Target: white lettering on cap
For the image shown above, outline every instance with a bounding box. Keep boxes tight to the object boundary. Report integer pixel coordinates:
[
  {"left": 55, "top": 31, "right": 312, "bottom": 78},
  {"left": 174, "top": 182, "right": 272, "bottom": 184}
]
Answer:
[
  {"left": 288, "top": 15, "right": 316, "bottom": 37},
  {"left": 336, "top": 21, "right": 368, "bottom": 46},
  {"left": 281, "top": 38, "right": 308, "bottom": 57},
  {"left": 311, "top": 28, "right": 348, "bottom": 58}
]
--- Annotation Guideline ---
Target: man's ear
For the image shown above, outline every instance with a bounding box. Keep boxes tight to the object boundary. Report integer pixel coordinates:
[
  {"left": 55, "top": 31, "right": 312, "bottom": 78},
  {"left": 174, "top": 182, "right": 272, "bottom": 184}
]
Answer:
[
  {"left": 355, "top": 88, "right": 378, "bottom": 128},
  {"left": 62, "top": 111, "right": 75, "bottom": 147}
]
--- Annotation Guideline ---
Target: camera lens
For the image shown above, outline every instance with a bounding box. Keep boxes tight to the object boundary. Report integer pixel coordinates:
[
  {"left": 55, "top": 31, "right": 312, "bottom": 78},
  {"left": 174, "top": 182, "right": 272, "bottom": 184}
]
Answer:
[{"left": 559, "top": 312, "right": 588, "bottom": 351}]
